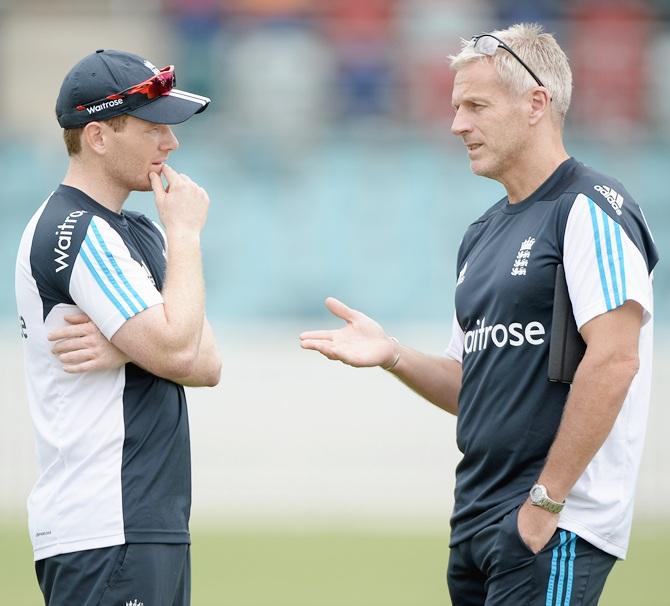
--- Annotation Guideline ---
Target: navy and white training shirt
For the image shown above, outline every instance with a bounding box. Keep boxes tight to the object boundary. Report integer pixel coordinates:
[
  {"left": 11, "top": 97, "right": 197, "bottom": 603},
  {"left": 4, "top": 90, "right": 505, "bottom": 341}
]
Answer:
[
  {"left": 444, "top": 158, "right": 658, "bottom": 559},
  {"left": 15, "top": 184, "right": 191, "bottom": 561}
]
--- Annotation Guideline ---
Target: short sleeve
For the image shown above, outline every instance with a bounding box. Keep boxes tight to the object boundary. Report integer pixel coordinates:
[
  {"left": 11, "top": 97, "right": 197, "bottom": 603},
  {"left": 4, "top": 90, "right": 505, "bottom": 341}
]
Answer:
[
  {"left": 69, "top": 216, "right": 164, "bottom": 339},
  {"left": 152, "top": 220, "right": 167, "bottom": 253},
  {"left": 444, "top": 311, "right": 464, "bottom": 363},
  {"left": 563, "top": 193, "right": 653, "bottom": 330}
]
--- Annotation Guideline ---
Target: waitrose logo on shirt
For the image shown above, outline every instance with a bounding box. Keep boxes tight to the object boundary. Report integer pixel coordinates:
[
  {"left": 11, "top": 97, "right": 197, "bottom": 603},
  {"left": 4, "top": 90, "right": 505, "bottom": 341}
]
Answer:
[{"left": 463, "top": 317, "right": 545, "bottom": 354}]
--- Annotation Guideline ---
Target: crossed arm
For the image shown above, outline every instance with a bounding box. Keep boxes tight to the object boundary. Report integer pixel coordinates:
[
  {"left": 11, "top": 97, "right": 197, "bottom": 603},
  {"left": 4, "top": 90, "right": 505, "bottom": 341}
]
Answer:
[
  {"left": 49, "top": 313, "right": 221, "bottom": 387},
  {"left": 49, "top": 165, "right": 221, "bottom": 388}
]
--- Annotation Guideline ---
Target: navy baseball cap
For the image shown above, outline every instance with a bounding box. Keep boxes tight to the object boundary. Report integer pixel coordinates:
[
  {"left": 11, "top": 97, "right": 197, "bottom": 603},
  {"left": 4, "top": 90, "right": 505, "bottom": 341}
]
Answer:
[{"left": 56, "top": 49, "right": 210, "bottom": 129}]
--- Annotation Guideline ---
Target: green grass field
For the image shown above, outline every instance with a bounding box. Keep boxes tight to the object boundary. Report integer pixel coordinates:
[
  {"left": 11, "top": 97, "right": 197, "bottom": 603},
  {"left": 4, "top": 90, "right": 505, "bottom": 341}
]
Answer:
[{"left": 1, "top": 520, "right": 668, "bottom": 605}]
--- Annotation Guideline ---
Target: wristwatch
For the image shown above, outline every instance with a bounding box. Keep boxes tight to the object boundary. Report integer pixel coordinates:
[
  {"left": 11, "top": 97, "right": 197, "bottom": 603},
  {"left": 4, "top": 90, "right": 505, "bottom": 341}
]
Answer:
[{"left": 529, "top": 484, "right": 565, "bottom": 514}]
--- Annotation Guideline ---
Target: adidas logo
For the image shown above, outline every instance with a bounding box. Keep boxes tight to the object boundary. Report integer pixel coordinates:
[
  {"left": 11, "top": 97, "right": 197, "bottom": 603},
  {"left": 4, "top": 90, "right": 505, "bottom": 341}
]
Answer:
[
  {"left": 457, "top": 262, "right": 467, "bottom": 286},
  {"left": 594, "top": 185, "right": 624, "bottom": 216}
]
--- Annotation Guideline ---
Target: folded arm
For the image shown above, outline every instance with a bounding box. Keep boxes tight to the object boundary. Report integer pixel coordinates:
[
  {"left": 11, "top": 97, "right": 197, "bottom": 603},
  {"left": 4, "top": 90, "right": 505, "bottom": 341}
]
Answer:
[
  {"left": 50, "top": 313, "right": 221, "bottom": 387},
  {"left": 49, "top": 165, "right": 221, "bottom": 387}
]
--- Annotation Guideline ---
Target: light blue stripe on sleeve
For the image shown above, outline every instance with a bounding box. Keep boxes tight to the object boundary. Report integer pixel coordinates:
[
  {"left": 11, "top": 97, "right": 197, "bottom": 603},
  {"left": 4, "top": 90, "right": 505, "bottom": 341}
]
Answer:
[
  {"left": 555, "top": 530, "right": 568, "bottom": 606},
  {"left": 79, "top": 248, "right": 130, "bottom": 320},
  {"left": 563, "top": 533, "right": 577, "bottom": 605},
  {"left": 598, "top": 208, "right": 621, "bottom": 306},
  {"left": 83, "top": 235, "right": 140, "bottom": 315},
  {"left": 587, "top": 198, "right": 613, "bottom": 310},
  {"left": 90, "top": 219, "right": 149, "bottom": 310},
  {"left": 614, "top": 223, "right": 627, "bottom": 301}
]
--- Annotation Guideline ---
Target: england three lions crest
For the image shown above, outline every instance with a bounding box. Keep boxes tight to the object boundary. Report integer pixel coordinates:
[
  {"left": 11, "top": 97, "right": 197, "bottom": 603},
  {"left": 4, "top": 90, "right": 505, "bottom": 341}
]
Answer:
[{"left": 511, "top": 237, "right": 535, "bottom": 277}]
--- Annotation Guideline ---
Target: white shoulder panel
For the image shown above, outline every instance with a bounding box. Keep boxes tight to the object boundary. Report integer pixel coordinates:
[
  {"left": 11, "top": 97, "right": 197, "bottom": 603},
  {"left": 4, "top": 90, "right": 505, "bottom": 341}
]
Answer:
[
  {"left": 563, "top": 193, "right": 653, "bottom": 330},
  {"left": 69, "top": 216, "right": 164, "bottom": 339}
]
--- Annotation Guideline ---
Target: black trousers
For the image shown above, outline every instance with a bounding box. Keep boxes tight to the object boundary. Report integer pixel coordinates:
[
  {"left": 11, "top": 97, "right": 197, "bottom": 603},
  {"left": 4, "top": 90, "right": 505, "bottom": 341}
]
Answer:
[
  {"left": 36, "top": 543, "right": 191, "bottom": 606},
  {"left": 448, "top": 507, "right": 616, "bottom": 606}
]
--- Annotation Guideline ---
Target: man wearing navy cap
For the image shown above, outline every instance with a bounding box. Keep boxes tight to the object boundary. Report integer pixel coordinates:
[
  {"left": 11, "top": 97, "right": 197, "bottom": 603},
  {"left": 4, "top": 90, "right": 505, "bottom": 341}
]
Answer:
[{"left": 15, "top": 49, "right": 221, "bottom": 605}]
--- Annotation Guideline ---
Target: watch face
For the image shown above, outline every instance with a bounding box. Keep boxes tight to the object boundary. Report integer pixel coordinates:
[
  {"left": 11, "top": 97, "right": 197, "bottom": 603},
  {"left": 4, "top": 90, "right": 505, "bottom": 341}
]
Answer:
[{"left": 530, "top": 485, "right": 544, "bottom": 502}]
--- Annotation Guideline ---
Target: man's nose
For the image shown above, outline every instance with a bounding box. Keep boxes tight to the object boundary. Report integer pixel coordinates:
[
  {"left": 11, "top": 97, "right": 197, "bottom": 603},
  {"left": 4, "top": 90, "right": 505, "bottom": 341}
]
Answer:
[
  {"left": 161, "top": 126, "right": 179, "bottom": 151},
  {"left": 451, "top": 107, "right": 472, "bottom": 137}
]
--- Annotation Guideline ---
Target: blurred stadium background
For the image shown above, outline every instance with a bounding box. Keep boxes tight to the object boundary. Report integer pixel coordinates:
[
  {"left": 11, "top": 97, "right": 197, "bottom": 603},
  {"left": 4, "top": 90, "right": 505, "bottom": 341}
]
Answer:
[{"left": 1, "top": 0, "right": 669, "bottom": 604}]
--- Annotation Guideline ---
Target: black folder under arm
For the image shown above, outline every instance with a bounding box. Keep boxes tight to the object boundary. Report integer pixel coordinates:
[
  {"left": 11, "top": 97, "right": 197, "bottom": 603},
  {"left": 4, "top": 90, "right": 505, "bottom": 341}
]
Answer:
[{"left": 548, "top": 264, "right": 586, "bottom": 384}]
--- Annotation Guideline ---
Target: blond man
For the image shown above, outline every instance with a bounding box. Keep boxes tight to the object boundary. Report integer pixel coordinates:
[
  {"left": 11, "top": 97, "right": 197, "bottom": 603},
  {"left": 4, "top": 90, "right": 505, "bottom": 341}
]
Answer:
[{"left": 301, "top": 24, "right": 658, "bottom": 605}]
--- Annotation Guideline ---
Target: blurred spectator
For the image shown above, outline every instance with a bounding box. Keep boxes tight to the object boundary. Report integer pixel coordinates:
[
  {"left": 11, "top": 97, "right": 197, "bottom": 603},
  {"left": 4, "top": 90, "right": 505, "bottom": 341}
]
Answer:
[
  {"left": 493, "top": 0, "right": 565, "bottom": 28},
  {"left": 396, "top": 0, "right": 490, "bottom": 130},
  {"left": 227, "top": 0, "right": 312, "bottom": 19},
  {"left": 164, "top": 0, "right": 224, "bottom": 99},
  {"left": 321, "top": 0, "right": 398, "bottom": 122},
  {"left": 568, "top": 0, "right": 653, "bottom": 140},
  {"left": 648, "top": 24, "right": 670, "bottom": 137},
  {"left": 225, "top": 24, "right": 335, "bottom": 166},
  {"left": 648, "top": 0, "right": 670, "bottom": 19}
]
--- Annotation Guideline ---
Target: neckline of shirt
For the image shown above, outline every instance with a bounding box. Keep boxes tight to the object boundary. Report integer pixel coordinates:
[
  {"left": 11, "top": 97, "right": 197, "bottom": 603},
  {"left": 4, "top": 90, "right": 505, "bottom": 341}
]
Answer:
[
  {"left": 57, "top": 184, "right": 128, "bottom": 225},
  {"left": 501, "top": 157, "right": 578, "bottom": 215}
]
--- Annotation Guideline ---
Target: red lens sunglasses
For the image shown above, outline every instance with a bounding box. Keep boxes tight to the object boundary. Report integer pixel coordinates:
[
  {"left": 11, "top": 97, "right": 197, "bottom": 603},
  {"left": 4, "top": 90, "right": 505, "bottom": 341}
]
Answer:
[{"left": 75, "top": 65, "right": 175, "bottom": 111}]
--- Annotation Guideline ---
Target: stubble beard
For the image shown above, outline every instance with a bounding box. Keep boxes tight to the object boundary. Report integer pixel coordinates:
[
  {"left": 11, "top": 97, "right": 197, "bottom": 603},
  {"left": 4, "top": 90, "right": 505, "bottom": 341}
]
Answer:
[{"left": 476, "top": 134, "right": 525, "bottom": 183}]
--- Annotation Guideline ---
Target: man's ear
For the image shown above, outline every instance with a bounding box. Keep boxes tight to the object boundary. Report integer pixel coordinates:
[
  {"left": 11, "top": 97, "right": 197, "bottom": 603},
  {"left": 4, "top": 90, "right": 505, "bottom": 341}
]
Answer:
[
  {"left": 81, "top": 122, "right": 107, "bottom": 156},
  {"left": 528, "top": 87, "right": 551, "bottom": 126}
]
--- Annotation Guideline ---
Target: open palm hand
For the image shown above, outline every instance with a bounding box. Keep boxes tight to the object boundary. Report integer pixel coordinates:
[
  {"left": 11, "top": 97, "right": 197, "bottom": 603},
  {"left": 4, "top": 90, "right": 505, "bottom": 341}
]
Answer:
[{"left": 299, "top": 297, "right": 396, "bottom": 368}]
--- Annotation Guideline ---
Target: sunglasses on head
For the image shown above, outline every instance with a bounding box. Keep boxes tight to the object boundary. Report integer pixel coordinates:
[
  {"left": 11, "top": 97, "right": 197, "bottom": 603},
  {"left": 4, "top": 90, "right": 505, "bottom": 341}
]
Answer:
[
  {"left": 472, "top": 34, "right": 545, "bottom": 89},
  {"left": 75, "top": 65, "right": 176, "bottom": 112}
]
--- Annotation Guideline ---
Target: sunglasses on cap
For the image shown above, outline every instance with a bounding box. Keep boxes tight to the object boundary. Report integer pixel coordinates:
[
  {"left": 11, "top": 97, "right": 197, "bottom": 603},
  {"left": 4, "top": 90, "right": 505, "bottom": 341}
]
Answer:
[
  {"left": 472, "top": 34, "right": 545, "bottom": 89},
  {"left": 75, "top": 65, "right": 176, "bottom": 113}
]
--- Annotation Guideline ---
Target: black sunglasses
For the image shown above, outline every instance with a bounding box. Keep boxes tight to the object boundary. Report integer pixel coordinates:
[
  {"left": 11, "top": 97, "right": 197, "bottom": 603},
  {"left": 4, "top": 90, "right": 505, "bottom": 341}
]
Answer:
[{"left": 472, "top": 34, "right": 545, "bottom": 89}]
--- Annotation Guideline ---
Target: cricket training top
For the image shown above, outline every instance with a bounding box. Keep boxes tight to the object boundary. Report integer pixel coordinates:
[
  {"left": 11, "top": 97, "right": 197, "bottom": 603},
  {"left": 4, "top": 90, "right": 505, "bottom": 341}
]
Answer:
[
  {"left": 445, "top": 158, "right": 658, "bottom": 559},
  {"left": 15, "top": 185, "right": 191, "bottom": 561}
]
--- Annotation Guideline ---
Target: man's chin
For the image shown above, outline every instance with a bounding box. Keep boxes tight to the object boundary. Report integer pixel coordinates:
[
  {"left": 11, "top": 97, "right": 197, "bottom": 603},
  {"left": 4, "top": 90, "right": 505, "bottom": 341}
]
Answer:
[
  {"left": 470, "top": 158, "right": 498, "bottom": 180},
  {"left": 139, "top": 168, "right": 162, "bottom": 191},
  {"left": 470, "top": 161, "right": 488, "bottom": 177},
  {"left": 133, "top": 176, "right": 154, "bottom": 193}
]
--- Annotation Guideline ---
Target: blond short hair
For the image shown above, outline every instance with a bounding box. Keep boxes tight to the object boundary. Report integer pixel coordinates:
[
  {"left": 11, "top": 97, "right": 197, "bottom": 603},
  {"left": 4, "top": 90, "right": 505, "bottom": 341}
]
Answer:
[
  {"left": 449, "top": 23, "right": 572, "bottom": 123},
  {"left": 62, "top": 114, "right": 129, "bottom": 156}
]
